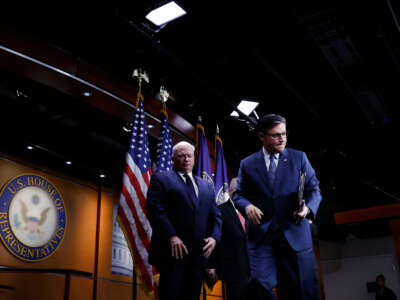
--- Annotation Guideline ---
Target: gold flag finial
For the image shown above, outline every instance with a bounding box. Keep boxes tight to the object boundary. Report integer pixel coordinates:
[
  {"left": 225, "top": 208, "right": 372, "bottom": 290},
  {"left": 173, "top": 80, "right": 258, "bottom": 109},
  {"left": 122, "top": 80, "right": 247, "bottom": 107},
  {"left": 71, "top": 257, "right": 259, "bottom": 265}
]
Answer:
[
  {"left": 132, "top": 68, "right": 149, "bottom": 107},
  {"left": 132, "top": 68, "right": 149, "bottom": 85},
  {"left": 159, "top": 86, "right": 169, "bottom": 103},
  {"left": 159, "top": 86, "right": 169, "bottom": 118}
]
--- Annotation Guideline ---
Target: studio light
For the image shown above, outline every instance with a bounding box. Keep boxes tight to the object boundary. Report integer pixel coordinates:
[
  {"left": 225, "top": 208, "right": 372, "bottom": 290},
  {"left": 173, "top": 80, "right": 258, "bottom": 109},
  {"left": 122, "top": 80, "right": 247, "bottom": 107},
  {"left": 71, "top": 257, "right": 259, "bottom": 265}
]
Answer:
[
  {"left": 237, "top": 100, "right": 259, "bottom": 116},
  {"left": 230, "top": 100, "right": 260, "bottom": 131},
  {"left": 145, "top": 1, "right": 186, "bottom": 26},
  {"left": 230, "top": 100, "right": 259, "bottom": 119}
]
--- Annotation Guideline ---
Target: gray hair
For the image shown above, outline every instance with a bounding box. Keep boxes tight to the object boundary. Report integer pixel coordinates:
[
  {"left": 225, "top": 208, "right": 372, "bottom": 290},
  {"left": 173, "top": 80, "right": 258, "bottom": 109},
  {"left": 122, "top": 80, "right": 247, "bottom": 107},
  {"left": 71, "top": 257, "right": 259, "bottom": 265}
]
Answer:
[{"left": 172, "top": 141, "right": 195, "bottom": 157}]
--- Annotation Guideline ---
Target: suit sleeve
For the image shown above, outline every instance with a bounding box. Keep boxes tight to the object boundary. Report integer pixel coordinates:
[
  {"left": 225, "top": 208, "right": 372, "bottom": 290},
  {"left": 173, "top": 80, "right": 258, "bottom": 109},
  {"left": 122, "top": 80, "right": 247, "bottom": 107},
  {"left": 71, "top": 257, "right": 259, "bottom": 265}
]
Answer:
[
  {"left": 302, "top": 152, "right": 322, "bottom": 219},
  {"left": 146, "top": 174, "right": 177, "bottom": 239},
  {"left": 232, "top": 160, "right": 252, "bottom": 217}
]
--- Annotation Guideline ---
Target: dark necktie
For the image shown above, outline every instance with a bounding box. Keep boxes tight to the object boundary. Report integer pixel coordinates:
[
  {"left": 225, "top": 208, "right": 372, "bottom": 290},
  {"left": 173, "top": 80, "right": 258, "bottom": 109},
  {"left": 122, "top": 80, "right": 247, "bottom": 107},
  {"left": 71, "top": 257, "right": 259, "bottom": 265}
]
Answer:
[
  {"left": 268, "top": 153, "right": 279, "bottom": 231},
  {"left": 184, "top": 173, "right": 198, "bottom": 205},
  {"left": 268, "top": 153, "right": 277, "bottom": 184}
]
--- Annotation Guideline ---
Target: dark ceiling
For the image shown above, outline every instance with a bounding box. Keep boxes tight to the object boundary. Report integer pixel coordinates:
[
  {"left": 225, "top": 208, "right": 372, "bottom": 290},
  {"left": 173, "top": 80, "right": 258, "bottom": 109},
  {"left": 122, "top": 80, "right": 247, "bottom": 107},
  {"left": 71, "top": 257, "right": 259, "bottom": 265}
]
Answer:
[{"left": 1, "top": 0, "right": 400, "bottom": 241}]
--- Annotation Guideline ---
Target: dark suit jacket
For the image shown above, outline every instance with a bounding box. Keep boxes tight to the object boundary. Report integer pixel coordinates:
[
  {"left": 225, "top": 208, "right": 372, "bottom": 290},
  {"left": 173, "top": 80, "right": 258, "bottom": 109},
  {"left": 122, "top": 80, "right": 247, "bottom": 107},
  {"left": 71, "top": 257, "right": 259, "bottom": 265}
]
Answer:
[
  {"left": 214, "top": 200, "right": 249, "bottom": 282},
  {"left": 377, "top": 287, "right": 398, "bottom": 300},
  {"left": 233, "top": 148, "right": 322, "bottom": 251},
  {"left": 146, "top": 170, "right": 222, "bottom": 268}
]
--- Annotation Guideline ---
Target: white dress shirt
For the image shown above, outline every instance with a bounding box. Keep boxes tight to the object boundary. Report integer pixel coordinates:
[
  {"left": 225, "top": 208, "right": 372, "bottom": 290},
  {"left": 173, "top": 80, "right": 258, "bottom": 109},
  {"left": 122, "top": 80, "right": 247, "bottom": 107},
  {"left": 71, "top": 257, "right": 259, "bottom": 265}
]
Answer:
[
  {"left": 177, "top": 172, "right": 199, "bottom": 197},
  {"left": 262, "top": 147, "right": 280, "bottom": 171}
]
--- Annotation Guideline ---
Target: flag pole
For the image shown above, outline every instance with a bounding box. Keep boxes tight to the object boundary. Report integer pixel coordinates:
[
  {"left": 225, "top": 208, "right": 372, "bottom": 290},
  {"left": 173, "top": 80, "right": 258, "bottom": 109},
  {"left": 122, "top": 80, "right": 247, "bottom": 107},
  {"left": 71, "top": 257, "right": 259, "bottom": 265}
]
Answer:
[
  {"left": 130, "top": 68, "right": 149, "bottom": 300},
  {"left": 155, "top": 86, "right": 173, "bottom": 174},
  {"left": 118, "top": 67, "right": 157, "bottom": 300}
]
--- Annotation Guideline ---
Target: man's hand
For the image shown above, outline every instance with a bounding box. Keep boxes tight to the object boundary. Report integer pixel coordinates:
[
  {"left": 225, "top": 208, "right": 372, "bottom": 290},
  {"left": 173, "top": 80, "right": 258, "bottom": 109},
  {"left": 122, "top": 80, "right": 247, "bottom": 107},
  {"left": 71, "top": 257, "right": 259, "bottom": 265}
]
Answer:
[
  {"left": 293, "top": 200, "right": 310, "bottom": 220},
  {"left": 203, "top": 237, "right": 216, "bottom": 258},
  {"left": 245, "top": 204, "right": 264, "bottom": 225},
  {"left": 169, "top": 236, "right": 188, "bottom": 259}
]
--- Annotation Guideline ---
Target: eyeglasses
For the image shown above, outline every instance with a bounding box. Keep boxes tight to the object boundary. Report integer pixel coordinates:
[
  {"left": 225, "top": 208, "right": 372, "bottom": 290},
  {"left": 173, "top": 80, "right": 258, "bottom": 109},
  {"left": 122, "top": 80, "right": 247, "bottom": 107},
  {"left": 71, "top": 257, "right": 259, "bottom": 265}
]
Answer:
[
  {"left": 266, "top": 132, "right": 288, "bottom": 139},
  {"left": 176, "top": 154, "right": 193, "bottom": 159}
]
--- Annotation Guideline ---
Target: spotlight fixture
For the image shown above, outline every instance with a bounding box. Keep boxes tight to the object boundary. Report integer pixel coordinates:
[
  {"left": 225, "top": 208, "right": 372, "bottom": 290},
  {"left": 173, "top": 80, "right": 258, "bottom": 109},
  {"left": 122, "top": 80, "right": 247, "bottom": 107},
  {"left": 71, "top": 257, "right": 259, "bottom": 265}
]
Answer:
[
  {"left": 230, "top": 111, "right": 239, "bottom": 117},
  {"left": 82, "top": 91, "right": 92, "bottom": 97},
  {"left": 236, "top": 100, "right": 259, "bottom": 117},
  {"left": 99, "top": 173, "right": 106, "bottom": 178},
  {"left": 145, "top": 1, "right": 186, "bottom": 26},
  {"left": 230, "top": 100, "right": 260, "bottom": 131},
  {"left": 230, "top": 100, "right": 259, "bottom": 119},
  {"left": 147, "top": 124, "right": 154, "bottom": 129},
  {"left": 65, "top": 161, "right": 72, "bottom": 165},
  {"left": 26, "top": 145, "right": 34, "bottom": 150}
]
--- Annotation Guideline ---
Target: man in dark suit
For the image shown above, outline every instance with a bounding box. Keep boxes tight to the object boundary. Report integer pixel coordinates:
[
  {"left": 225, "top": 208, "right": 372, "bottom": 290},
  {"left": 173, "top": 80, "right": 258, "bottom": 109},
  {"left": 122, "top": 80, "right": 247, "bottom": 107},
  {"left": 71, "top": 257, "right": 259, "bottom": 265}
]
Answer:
[
  {"left": 233, "top": 114, "right": 322, "bottom": 300},
  {"left": 146, "top": 141, "right": 222, "bottom": 300},
  {"left": 376, "top": 274, "right": 398, "bottom": 300},
  {"left": 206, "top": 177, "right": 249, "bottom": 300}
]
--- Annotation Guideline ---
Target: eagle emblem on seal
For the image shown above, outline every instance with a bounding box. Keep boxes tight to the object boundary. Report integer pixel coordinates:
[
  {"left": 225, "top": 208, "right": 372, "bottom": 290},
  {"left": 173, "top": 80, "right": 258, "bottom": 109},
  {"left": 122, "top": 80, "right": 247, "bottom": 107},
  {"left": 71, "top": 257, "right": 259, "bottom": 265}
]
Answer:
[{"left": 13, "top": 195, "right": 50, "bottom": 241}]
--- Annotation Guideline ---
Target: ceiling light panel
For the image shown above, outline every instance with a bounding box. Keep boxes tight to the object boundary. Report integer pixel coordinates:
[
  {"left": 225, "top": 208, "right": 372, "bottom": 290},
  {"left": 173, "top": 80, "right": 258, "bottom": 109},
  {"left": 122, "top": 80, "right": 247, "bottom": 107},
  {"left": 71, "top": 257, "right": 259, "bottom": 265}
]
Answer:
[{"left": 145, "top": 1, "right": 186, "bottom": 26}]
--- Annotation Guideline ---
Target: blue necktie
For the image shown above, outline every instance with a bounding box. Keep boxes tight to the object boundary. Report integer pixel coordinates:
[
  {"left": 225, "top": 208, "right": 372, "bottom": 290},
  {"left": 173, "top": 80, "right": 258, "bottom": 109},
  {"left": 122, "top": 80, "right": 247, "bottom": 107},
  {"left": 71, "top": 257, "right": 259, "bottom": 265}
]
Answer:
[
  {"left": 268, "top": 154, "right": 279, "bottom": 231},
  {"left": 184, "top": 173, "right": 198, "bottom": 206},
  {"left": 268, "top": 153, "right": 277, "bottom": 185}
]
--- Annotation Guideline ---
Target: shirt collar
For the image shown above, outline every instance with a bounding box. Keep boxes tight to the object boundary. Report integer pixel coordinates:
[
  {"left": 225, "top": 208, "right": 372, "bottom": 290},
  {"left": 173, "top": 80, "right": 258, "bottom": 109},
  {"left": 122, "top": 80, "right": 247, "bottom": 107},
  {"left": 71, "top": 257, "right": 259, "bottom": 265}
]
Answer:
[
  {"left": 178, "top": 171, "right": 194, "bottom": 178},
  {"left": 262, "top": 147, "right": 280, "bottom": 160}
]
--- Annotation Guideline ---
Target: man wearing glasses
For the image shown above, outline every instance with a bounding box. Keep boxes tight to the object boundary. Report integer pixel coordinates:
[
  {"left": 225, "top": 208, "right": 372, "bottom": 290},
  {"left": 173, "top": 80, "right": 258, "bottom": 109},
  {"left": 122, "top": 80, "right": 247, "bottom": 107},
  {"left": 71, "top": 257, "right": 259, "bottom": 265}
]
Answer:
[{"left": 233, "top": 114, "right": 322, "bottom": 300}]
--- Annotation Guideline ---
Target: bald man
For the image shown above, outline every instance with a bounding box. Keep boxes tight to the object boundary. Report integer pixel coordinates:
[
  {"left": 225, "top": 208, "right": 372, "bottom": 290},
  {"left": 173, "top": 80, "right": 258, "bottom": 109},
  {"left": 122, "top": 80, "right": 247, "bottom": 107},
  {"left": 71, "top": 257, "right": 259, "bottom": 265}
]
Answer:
[{"left": 147, "top": 141, "right": 222, "bottom": 300}]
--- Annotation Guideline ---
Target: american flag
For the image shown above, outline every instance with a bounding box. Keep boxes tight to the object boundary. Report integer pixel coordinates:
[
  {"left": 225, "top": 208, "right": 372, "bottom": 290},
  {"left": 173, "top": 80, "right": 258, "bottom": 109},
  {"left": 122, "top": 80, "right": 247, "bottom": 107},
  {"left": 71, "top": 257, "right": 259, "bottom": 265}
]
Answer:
[
  {"left": 155, "top": 107, "right": 173, "bottom": 173},
  {"left": 117, "top": 98, "right": 157, "bottom": 296}
]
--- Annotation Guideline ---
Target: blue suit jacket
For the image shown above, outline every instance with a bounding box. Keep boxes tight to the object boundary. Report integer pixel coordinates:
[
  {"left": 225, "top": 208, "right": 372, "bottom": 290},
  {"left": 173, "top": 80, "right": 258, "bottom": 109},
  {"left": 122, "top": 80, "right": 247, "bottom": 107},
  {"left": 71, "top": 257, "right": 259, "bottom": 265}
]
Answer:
[
  {"left": 233, "top": 148, "right": 322, "bottom": 251},
  {"left": 146, "top": 170, "right": 222, "bottom": 267}
]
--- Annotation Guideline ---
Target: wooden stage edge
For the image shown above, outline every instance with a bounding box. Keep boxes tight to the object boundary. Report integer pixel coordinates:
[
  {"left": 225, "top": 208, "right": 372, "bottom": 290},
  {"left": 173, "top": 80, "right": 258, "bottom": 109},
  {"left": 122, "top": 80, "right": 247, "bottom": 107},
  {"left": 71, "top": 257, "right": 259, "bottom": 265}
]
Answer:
[{"left": 334, "top": 204, "right": 400, "bottom": 225}]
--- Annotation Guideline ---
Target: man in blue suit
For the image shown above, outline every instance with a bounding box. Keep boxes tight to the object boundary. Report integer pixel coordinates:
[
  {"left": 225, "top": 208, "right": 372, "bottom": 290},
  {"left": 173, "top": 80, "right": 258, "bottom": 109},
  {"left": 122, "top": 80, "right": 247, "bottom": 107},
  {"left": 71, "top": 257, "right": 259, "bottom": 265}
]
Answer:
[
  {"left": 233, "top": 114, "right": 322, "bottom": 300},
  {"left": 146, "top": 141, "right": 222, "bottom": 300}
]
